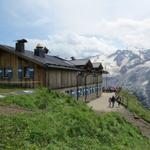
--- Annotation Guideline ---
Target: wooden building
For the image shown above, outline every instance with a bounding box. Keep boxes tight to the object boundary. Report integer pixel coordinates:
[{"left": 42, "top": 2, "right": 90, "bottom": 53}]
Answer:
[{"left": 0, "top": 39, "right": 107, "bottom": 101}]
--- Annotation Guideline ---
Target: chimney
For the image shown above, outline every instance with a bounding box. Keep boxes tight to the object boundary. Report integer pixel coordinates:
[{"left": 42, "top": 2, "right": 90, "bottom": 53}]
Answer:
[
  {"left": 71, "top": 56, "right": 76, "bottom": 60},
  {"left": 15, "top": 39, "right": 27, "bottom": 52},
  {"left": 34, "top": 44, "right": 49, "bottom": 58}
]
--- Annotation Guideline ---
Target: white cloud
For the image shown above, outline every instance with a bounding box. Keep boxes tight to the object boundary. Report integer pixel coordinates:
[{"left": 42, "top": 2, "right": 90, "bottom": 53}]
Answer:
[
  {"left": 97, "top": 19, "right": 150, "bottom": 49},
  {"left": 26, "top": 32, "right": 116, "bottom": 59},
  {"left": 3, "top": 0, "right": 150, "bottom": 58},
  {"left": 30, "top": 17, "right": 50, "bottom": 26},
  {"left": 26, "top": 18, "right": 150, "bottom": 58}
]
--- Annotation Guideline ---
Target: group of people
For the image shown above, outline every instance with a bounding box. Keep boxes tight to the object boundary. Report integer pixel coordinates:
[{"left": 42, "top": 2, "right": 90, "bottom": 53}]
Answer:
[
  {"left": 102, "top": 86, "right": 122, "bottom": 93},
  {"left": 108, "top": 94, "right": 122, "bottom": 108}
]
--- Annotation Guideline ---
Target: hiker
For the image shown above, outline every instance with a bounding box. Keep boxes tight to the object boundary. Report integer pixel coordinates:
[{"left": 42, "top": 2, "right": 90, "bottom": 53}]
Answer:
[
  {"left": 117, "top": 96, "right": 122, "bottom": 107},
  {"left": 108, "top": 97, "right": 112, "bottom": 107},
  {"left": 111, "top": 96, "right": 116, "bottom": 108}
]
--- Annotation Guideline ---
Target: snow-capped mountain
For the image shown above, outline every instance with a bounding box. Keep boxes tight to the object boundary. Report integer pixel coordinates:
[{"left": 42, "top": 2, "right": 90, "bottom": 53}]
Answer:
[{"left": 91, "top": 49, "right": 150, "bottom": 109}]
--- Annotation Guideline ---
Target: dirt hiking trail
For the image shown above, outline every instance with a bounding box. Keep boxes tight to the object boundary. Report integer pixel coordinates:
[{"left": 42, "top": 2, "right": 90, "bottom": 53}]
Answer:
[
  {"left": 88, "top": 93, "right": 123, "bottom": 112},
  {"left": 88, "top": 92, "right": 150, "bottom": 139}
]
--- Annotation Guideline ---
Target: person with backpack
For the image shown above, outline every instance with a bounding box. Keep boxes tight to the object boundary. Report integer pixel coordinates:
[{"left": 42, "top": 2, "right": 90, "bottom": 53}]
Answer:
[
  {"left": 111, "top": 96, "right": 116, "bottom": 108},
  {"left": 108, "top": 97, "right": 112, "bottom": 107}
]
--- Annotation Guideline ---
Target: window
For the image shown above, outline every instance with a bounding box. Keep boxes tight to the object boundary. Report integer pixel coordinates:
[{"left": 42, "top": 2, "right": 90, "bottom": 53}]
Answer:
[
  {"left": 18, "top": 66, "right": 23, "bottom": 80},
  {"left": 83, "top": 88, "right": 85, "bottom": 96},
  {"left": 29, "top": 68, "right": 34, "bottom": 79},
  {"left": 4, "top": 68, "right": 9, "bottom": 77},
  {"left": 24, "top": 67, "right": 30, "bottom": 78},
  {"left": 24, "top": 67, "right": 34, "bottom": 79},
  {"left": 0, "top": 68, "right": 3, "bottom": 79},
  {"left": 80, "top": 88, "right": 83, "bottom": 96},
  {"left": 3, "top": 67, "right": 13, "bottom": 80},
  {"left": 71, "top": 89, "right": 76, "bottom": 97},
  {"left": 86, "top": 87, "right": 89, "bottom": 95},
  {"left": 92, "top": 87, "right": 94, "bottom": 93}
]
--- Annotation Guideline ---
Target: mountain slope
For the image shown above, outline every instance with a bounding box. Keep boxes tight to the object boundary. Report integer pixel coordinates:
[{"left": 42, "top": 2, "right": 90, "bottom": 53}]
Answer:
[{"left": 91, "top": 49, "right": 150, "bottom": 108}]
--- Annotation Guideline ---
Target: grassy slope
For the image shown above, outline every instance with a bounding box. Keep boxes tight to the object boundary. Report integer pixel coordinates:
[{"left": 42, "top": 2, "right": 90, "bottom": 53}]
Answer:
[
  {"left": 0, "top": 88, "right": 150, "bottom": 150},
  {"left": 119, "top": 91, "right": 150, "bottom": 123}
]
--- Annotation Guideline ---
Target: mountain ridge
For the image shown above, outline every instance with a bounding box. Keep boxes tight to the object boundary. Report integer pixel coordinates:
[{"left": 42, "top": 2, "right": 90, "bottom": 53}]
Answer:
[{"left": 90, "top": 49, "right": 150, "bottom": 109}]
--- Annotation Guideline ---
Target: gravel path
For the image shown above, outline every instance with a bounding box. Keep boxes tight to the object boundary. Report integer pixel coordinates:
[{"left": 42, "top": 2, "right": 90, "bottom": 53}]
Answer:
[
  {"left": 88, "top": 92, "right": 150, "bottom": 139},
  {"left": 120, "top": 108, "right": 150, "bottom": 139},
  {"left": 87, "top": 93, "right": 123, "bottom": 113}
]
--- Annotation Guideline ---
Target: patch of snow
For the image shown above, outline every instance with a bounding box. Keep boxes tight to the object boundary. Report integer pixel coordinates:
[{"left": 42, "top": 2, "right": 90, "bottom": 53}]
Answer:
[
  {"left": 121, "top": 57, "right": 129, "bottom": 66},
  {"left": 142, "top": 81, "right": 149, "bottom": 86}
]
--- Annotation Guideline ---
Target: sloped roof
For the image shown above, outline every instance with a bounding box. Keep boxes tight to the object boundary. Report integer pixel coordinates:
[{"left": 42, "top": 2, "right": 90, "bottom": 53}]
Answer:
[
  {"left": 69, "top": 59, "right": 90, "bottom": 66},
  {"left": 93, "top": 63, "right": 101, "bottom": 68},
  {"left": 0, "top": 45, "right": 79, "bottom": 70},
  {"left": 92, "top": 62, "right": 103, "bottom": 69}
]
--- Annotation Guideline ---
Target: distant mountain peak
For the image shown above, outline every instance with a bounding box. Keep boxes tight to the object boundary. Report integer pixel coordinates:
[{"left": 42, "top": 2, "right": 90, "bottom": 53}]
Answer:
[{"left": 90, "top": 49, "right": 150, "bottom": 108}]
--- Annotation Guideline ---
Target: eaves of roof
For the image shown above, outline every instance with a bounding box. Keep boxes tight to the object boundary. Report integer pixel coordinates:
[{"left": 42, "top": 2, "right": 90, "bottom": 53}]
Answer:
[{"left": 0, "top": 45, "right": 79, "bottom": 71}]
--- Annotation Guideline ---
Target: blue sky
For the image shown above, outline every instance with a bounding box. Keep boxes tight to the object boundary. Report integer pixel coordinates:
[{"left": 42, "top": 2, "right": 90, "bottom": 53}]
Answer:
[{"left": 1, "top": 0, "right": 150, "bottom": 58}]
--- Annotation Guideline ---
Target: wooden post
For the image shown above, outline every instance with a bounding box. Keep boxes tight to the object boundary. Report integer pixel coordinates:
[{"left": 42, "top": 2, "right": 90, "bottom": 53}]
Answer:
[
  {"left": 85, "top": 74, "right": 87, "bottom": 102},
  {"left": 96, "top": 74, "right": 99, "bottom": 98},
  {"left": 76, "top": 74, "right": 79, "bottom": 100}
]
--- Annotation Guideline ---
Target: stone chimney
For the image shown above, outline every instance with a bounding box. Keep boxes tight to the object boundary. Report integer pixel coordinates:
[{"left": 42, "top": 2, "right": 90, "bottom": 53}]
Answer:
[
  {"left": 34, "top": 44, "right": 49, "bottom": 58},
  {"left": 71, "top": 56, "right": 76, "bottom": 60},
  {"left": 15, "top": 39, "right": 27, "bottom": 52}
]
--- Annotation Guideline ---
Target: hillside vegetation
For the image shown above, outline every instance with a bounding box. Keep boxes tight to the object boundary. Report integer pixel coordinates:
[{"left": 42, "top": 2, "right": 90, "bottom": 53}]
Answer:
[
  {"left": 119, "top": 91, "right": 150, "bottom": 123},
  {"left": 0, "top": 88, "right": 150, "bottom": 150}
]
